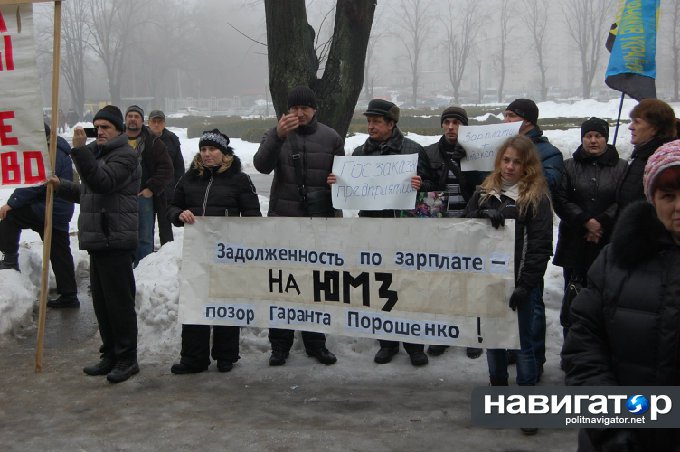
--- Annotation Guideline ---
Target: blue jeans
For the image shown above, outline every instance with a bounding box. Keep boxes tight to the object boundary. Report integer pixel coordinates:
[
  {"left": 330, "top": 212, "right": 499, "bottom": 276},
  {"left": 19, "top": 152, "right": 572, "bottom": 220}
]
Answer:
[
  {"left": 531, "top": 280, "right": 546, "bottom": 370},
  {"left": 135, "top": 196, "right": 154, "bottom": 266},
  {"left": 486, "top": 287, "right": 538, "bottom": 386}
]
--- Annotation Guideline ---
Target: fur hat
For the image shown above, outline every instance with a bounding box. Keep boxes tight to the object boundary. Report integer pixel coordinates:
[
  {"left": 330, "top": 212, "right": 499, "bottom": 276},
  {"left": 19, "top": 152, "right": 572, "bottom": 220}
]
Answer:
[
  {"left": 581, "top": 117, "right": 609, "bottom": 140},
  {"left": 506, "top": 99, "right": 539, "bottom": 125},
  {"left": 364, "top": 99, "right": 400, "bottom": 123},
  {"left": 199, "top": 129, "right": 232, "bottom": 155},
  {"left": 93, "top": 105, "right": 125, "bottom": 132},
  {"left": 440, "top": 106, "right": 468, "bottom": 126},
  {"left": 287, "top": 86, "right": 317, "bottom": 110},
  {"left": 643, "top": 139, "right": 680, "bottom": 202}
]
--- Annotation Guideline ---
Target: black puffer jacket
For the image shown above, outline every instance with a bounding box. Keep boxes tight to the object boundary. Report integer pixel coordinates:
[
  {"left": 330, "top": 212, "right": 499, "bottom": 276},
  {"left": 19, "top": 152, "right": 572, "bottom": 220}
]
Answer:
[
  {"left": 553, "top": 145, "right": 627, "bottom": 270},
  {"left": 353, "top": 126, "right": 426, "bottom": 218},
  {"left": 617, "top": 137, "right": 668, "bottom": 213},
  {"left": 563, "top": 201, "right": 680, "bottom": 451},
  {"left": 420, "top": 136, "right": 488, "bottom": 200},
  {"left": 58, "top": 134, "right": 140, "bottom": 251},
  {"left": 254, "top": 117, "right": 344, "bottom": 217},
  {"left": 464, "top": 191, "right": 553, "bottom": 290},
  {"left": 168, "top": 154, "right": 261, "bottom": 224}
]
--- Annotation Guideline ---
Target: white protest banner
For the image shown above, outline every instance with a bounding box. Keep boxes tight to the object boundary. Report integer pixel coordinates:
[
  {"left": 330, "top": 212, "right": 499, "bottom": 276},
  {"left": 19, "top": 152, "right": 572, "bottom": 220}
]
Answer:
[
  {"left": 0, "top": 4, "right": 49, "bottom": 187},
  {"left": 459, "top": 122, "right": 521, "bottom": 172},
  {"left": 179, "top": 217, "right": 520, "bottom": 349},
  {"left": 331, "top": 154, "right": 418, "bottom": 210}
]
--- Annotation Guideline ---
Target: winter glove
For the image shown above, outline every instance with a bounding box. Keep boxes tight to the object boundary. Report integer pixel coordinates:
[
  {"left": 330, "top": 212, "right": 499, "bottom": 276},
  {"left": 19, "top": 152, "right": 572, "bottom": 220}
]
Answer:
[
  {"left": 508, "top": 286, "right": 530, "bottom": 311},
  {"left": 480, "top": 209, "right": 505, "bottom": 229}
]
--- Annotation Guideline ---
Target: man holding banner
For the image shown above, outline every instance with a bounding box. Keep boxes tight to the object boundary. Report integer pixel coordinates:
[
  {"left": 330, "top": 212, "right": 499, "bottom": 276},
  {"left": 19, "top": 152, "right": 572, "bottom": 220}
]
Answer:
[
  {"left": 421, "top": 106, "right": 488, "bottom": 360},
  {"left": 350, "top": 99, "right": 430, "bottom": 367},
  {"left": 254, "top": 85, "right": 343, "bottom": 367}
]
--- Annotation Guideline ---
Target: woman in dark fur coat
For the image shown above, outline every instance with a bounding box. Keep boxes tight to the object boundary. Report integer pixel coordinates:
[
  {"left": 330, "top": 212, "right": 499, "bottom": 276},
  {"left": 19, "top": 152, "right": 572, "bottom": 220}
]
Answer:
[
  {"left": 168, "top": 129, "right": 261, "bottom": 374},
  {"left": 562, "top": 140, "right": 680, "bottom": 452}
]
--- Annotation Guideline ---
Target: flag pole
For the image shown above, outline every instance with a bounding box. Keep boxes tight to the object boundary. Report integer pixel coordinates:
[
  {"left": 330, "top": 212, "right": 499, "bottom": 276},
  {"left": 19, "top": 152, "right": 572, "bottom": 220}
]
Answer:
[
  {"left": 611, "top": 92, "right": 625, "bottom": 147},
  {"left": 35, "top": 0, "right": 62, "bottom": 372}
]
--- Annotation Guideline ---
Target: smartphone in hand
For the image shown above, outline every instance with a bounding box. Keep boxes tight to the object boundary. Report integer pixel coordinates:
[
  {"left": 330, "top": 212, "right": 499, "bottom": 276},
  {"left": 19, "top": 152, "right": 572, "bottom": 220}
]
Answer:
[{"left": 84, "top": 127, "right": 97, "bottom": 138}]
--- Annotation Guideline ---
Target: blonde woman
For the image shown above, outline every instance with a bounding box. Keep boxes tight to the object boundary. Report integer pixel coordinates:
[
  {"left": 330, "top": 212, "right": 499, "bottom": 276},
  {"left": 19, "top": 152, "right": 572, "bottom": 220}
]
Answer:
[{"left": 464, "top": 136, "right": 553, "bottom": 405}]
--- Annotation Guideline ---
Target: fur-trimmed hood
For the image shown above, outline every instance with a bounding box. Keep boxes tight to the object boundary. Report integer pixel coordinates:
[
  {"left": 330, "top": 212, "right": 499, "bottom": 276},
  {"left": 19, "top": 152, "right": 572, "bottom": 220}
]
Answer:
[{"left": 610, "top": 200, "right": 676, "bottom": 268}]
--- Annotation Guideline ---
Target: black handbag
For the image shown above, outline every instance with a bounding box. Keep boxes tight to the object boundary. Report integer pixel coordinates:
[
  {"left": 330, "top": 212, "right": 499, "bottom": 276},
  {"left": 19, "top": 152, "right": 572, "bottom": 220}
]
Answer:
[{"left": 560, "top": 275, "right": 584, "bottom": 328}]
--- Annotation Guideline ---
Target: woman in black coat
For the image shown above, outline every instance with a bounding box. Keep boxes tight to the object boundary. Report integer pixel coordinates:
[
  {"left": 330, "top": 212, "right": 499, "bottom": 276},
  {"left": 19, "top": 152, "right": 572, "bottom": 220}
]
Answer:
[
  {"left": 464, "top": 136, "right": 553, "bottom": 395},
  {"left": 169, "top": 129, "right": 261, "bottom": 374},
  {"left": 553, "top": 118, "right": 627, "bottom": 331},
  {"left": 562, "top": 140, "right": 680, "bottom": 452}
]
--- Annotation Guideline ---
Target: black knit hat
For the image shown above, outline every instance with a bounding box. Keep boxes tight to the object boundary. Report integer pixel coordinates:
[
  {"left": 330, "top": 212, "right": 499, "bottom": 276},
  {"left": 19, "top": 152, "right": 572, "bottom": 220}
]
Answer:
[
  {"left": 93, "top": 105, "right": 125, "bottom": 132},
  {"left": 580, "top": 117, "right": 609, "bottom": 140},
  {"left": 287, "top": 86, "right": 317, "bottom": 110},
  {"left": 364, "top": 99, "right": 400, "bottom": 123},
  {"left": 125, "top": 105, "right": 144, "bottom": 119},
  {"left": 199, "top": 129, "right": 232, "bottom": 155},
  {"left": 506, "top": 99, "right": 539, "bottom": 125},
  {"left": 440, "top": 106, "right": 468, "bottom": 126}
]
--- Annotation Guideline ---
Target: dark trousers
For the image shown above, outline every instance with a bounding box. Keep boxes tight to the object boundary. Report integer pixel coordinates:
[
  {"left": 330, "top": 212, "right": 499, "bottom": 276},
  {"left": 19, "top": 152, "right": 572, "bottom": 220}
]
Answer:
[
  {"left": 0, "top": 206, "right": 77, "bottom": 295},
  {"left": 378, "top": 340, "right": 424, "bottom": 354},
  {"left": 180, "top": 324, "right": 240, "bottom": 369},
  {"left": 90, "top": 250, "right": 137, "bottom": 361},
  {"left": 268, "top": 328, "right": 326, "bottom": 353},
  {"left": 153, "top": 193, "right": 173, "bottom": 245}
]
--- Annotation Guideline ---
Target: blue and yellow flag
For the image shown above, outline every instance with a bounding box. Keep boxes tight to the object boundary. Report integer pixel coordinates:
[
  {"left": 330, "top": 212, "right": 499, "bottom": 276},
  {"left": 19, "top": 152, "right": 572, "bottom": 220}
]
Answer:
[{"left": 605, "top": 0, "right": 660, "bottom": 100}]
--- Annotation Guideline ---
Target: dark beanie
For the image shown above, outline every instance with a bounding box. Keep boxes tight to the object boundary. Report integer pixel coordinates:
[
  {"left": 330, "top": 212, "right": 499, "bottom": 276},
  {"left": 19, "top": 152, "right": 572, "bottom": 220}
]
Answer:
[
  {"left": 44, "top": 122, "right": 51, "bottom": 137},
  {"left": 506, "top": 99, "right": 539, "bottom": 125},
  {"left": 440, "top": 106, "right": 468, "bottom": 126},
  {"left": 287, "top": 86, "right": 317, "bottom": 109},
  {"left": 364, "top": 99, "right": 400, "bottom": 123},
  {"left": 580, "top": 117, "right": 609, "bottom": 140},
  {"left": 126, "top": 105, "right": 144, "bottom": 119},
  {"left": 199, "top": 129, "right": 232, "bottom": 155},
  {"left": 93, "top": 105, "right": 125, "bottom": 131}
]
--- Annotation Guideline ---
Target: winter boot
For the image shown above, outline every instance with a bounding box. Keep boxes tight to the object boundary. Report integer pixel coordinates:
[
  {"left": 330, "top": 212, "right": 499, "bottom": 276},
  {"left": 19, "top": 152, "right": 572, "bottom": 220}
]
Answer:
[
  {"left": 0, "top": 252, "right": 20, "bottom": 272},
  {"left": 47, "top": 294, "right": 80, "bottom": 308}
]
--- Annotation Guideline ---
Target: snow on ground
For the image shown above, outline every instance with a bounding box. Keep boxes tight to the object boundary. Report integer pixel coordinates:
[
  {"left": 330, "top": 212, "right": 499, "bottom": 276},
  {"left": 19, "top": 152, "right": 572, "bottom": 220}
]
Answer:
[{"left": 0, "top": 99, "right": 675, "bottom": 369}]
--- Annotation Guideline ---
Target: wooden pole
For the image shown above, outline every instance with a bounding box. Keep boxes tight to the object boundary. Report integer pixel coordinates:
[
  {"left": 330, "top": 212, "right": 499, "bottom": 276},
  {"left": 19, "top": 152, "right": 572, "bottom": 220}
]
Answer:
[{"left": 35, "top": 0, "right": 62, "bottom": 373}]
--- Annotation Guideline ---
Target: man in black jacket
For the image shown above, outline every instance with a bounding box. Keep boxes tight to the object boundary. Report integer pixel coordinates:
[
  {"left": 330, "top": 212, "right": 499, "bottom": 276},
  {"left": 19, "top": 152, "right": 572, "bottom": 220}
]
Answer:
[
  {"left": 125, "top": 105, "right": 172, "bottom": 266},
  {"left": 420, "top": 106, "right": 487, "bottom": 360},
  {"left": 51, "top": 105, "right": 141, "bottom": 384},
  {"left": 254, "top": 86, "right": 342, "bottom": 367},
  {"left": 148, "top": 109, "right": 184, "bottom": 245}
]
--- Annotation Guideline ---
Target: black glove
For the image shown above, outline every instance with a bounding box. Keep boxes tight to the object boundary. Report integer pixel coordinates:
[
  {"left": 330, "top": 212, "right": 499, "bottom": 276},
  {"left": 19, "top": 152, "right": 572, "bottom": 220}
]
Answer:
[
  {"left": 480, "top": 209, "right": 505, "bottom": 229},
  {"left": 509, "top": 286, "right": 529, "bottom": 311}
]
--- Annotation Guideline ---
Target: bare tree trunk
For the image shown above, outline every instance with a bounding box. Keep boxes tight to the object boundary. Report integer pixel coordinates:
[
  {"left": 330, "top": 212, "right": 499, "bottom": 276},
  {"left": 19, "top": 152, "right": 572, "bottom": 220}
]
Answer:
[
  {"left": 61, "top": 0, "right": 87, "bottom": 117},
  {"left": 442, "top": 0, "right": 480, "bottom": 105},
  {"left": 674, "top": 0, "right": 680, "bottom": 101},
  {"left": 565, "top": 0, "right": 612, "bottom": 99},
  {"left": 522, "top": 0, "right": 549, "bottom": 101},
  {"left": 265, "top": 0, "right": 375, "bottom": 138},
  {"left": 497, "top": 0, "right": 510, "bottom": 103},
  {"left": 394, "top": 0, "right": 431, "bottom": 107}
]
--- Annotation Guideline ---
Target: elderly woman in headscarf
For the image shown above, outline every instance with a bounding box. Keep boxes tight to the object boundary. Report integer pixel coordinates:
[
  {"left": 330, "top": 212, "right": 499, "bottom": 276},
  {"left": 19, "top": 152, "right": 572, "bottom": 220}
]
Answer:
[
  {"left": 168, "top": 129, "right": 261, "bottom": 374},
  {"left": 563, "top": 140, "right": 680, "bottom": 452}
]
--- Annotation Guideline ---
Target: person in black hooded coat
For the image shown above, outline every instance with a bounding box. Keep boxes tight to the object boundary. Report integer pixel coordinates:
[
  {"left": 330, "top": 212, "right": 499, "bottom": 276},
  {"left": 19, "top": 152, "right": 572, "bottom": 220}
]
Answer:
[
  {"left": 562, "top": 140, "right": 680, "bottom": 452},
  {"left": 168, "top": 129, "right": 261, "bottom": 374}
]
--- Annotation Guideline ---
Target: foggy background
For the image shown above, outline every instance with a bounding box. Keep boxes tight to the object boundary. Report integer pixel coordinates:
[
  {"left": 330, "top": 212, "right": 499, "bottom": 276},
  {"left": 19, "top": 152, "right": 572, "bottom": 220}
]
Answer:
[{"left": 32, "top": 0, "right": 680, "bottom": 120}]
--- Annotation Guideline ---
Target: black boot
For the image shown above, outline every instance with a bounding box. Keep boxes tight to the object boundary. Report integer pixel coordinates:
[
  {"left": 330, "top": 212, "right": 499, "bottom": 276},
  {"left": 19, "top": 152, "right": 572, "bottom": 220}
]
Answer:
[
  {"left": 427, "top": 345, "right": 448, "bottom": 356},
  {"left": 409, "top": 350, "right": 429, "bottom": 366},
  {"left": 83, "top": 356, "right": 116, "bottom": 376},
  {"left": 466, "top": 347, "right": 483, "bottom": 359},
  {"left": 0, "top": 252, "right": 19, "bottom": 271},
  {"left": 306, "top": 347, "right": 337, "bottom": 365},
  {"left": 106, "top": 359, "right": 139, "bottom": 383},
  {"left": 374, "top": 346, "right": 399, "bottom": 364},
  {"left": 490, "top": 376, "right": 509, "bottom": 386},
  {"left": 47, "top": 294, "right": 80, "bottom": 308},
  {"left": 269, "top": 349, "right": 289, "bottom": 366},
  {"left": 170, "top": 362, "right": 207, "bottom": 374},
  {"left": 217, "top": 360, "right": 233, "bottom": 373}
]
